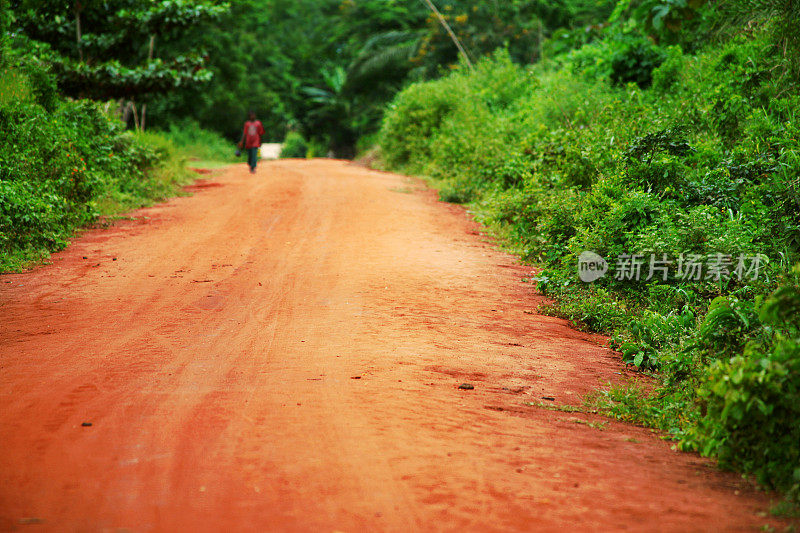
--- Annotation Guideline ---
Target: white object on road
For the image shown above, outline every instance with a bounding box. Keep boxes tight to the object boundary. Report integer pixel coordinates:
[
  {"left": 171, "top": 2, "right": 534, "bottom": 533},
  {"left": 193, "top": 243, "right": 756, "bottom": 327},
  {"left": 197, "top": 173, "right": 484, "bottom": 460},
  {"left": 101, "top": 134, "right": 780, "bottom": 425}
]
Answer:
[{"left": 260, "top": 143, "right": 282, "bottom": 160}]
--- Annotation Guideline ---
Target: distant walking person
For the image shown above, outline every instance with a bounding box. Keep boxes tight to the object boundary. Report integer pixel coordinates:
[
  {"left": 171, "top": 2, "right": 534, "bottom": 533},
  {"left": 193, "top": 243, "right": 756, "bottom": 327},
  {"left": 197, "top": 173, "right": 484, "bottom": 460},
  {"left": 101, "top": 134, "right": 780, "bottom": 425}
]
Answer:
[{"left": 239, "top": 111, "right": 265, "bottom": 174}]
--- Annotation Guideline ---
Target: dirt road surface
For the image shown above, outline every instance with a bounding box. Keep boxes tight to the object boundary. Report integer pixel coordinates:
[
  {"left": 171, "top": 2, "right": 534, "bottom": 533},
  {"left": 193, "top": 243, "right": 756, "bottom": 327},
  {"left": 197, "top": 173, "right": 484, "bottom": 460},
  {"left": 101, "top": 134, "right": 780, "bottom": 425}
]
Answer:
[{"left": 0, "top": 160, "right": 783, "bottom": 531}]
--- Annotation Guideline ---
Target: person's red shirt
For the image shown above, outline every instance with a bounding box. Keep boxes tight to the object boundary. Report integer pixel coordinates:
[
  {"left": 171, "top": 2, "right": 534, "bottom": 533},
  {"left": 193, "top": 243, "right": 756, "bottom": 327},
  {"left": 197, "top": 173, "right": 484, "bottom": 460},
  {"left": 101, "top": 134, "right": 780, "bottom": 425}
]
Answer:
[{"left": 243, "top": 120, "right": 265, "bottom": 149}]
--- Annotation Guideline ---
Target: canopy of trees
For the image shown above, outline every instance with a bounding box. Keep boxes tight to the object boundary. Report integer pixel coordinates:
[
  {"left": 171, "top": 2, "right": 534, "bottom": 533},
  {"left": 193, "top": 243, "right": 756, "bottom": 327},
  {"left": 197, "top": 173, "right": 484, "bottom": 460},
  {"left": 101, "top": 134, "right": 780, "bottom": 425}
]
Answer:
[
  {"left": 5, "top": 0, "right": 620, "bottom": 154},
  {"left": 11, "top": 1, "right": 226, "bottom": 98},
  {"left": 144, "top": 0, "right": 614, "bottom": 155}
]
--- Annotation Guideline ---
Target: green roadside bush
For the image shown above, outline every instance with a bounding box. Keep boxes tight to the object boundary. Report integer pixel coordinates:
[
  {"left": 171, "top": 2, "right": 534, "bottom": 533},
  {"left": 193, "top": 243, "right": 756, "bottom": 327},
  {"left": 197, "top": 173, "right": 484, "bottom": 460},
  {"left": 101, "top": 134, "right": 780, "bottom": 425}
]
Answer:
[
  {"left": 378, "top": 22, "right": 800, "bottom": 500},
  {"left": 691, "top": 267, "right": 800, "bottom": 500},
  {"left": 156, "top": 118, "right": 237, "bottom": 163},
  {"left": 0, "top": 46, "right": 193, "bottom": 271},
  {"left": 280, "top": 131, "right": 309, "bottom": 159}
]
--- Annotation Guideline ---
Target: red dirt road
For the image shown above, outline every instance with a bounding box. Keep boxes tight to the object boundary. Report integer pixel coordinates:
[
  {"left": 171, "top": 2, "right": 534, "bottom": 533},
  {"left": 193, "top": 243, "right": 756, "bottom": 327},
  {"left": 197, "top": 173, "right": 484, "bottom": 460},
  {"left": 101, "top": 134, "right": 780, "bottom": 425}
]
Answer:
[{"left": 0, "top": 160, "right": 783, "bottom": 531}]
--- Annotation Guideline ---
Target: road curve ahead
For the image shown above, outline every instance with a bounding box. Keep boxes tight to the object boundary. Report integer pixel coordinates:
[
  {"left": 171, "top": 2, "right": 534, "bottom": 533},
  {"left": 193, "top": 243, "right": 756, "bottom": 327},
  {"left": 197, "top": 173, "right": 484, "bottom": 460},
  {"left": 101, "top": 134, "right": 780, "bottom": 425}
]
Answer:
[{"left": 0, "top": 160, "right": 782, "bottom": 531}]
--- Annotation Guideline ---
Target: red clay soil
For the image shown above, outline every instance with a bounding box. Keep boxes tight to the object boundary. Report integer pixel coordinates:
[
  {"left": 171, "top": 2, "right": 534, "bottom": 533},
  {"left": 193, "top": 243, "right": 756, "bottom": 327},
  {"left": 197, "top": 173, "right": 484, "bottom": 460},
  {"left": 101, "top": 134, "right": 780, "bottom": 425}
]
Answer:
[{"left": 0, "top": 160, "right": 787, "bottom": 531}]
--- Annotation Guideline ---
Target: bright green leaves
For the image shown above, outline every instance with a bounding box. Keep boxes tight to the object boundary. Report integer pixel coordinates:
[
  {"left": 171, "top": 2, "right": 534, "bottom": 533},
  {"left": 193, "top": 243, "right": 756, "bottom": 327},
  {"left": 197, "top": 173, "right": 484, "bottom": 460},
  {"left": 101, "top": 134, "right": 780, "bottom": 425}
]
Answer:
[
  {"left": 0, "top": 90, "right": 173, "bottom": 270},
  {"left": 114, "top": 1, "right": 228, "bottom": 37},
  {"left": 690, "top": 271, "right": 800, "bottom": 496},
  {"left": 53, "top": 55, "right": 212, "bottom": 100},
  {"left": 10, "top": 1, "right": 228, "bottom": 101}
]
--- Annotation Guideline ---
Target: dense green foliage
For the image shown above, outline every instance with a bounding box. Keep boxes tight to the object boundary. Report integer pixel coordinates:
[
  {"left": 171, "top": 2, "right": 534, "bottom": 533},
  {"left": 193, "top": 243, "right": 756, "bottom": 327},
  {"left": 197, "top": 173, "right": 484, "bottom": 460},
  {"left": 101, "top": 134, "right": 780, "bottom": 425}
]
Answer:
[
  {"left": 280, "top": 131, "right": 310, "bottom": 159},
  {"left": 7, "top": 1, "right": 625, "bottom": 155},
  {"left": 157, "top": 119, "right": 239, "bottom": 163},
  {"left": 146, "top": 0, "right": 615, "bottom": 155},
  {"left": 379, "top": 8, "right": 800, "bottom": 500},
  {"left": 10, "top": 0, "right": 226, "bottom": 101},
  {"left": 692, "top": 268, "right": 800, "bottom": 500},
  {"left": 0, "top": 34, "right": 194, "bottom": 271},
  {"left": 150, "top": 0, "right": 430, "bottom": 152}
]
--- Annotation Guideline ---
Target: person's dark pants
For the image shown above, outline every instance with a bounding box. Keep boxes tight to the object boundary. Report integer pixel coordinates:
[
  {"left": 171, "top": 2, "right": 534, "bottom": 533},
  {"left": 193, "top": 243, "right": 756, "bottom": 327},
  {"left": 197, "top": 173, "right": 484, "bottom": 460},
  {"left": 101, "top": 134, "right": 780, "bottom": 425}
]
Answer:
[{"left": 247, "top": 147, "right": 259, "bottom": 172}]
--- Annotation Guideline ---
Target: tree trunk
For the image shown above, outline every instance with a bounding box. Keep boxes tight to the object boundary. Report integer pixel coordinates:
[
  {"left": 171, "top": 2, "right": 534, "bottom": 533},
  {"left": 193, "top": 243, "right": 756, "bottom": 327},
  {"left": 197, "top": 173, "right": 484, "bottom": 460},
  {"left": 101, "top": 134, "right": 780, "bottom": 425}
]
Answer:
[
  {"left": 121, "top": 100, "right": 132, "bottom": 126},
  {"left": 131, "top": 101, "right": 141, "bottom": 132},
  {"left": 140, "top": 35, "right": 155, "bottom": 131},
  {"left": 74, "top": 1, "right": 83, "bottom": 62},
  {"left": 538, "top": 19, "right": 544, "bottom": 63}
]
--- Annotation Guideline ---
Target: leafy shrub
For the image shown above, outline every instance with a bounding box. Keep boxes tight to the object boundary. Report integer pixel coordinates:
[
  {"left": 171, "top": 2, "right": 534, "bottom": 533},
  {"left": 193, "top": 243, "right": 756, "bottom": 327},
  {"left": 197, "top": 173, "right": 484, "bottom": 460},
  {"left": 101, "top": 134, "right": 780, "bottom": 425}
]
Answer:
[
  {"left": 437, "top": 179, "right": 477, "bottom": 204},
  {"left": 717, "top": 0, "right": 800, "bottom": 78},
  {"left": 380, "top": 80, "right": 455, "bottom": 170},
  {"left": 4, "top": 35, "right": 59, "bottom": 111},
  {"left": 696, "top": 296, "right": 759, "bottom": 357},
  {"left": 280, "top": 131, "right": 309, "bottom": 159},
  {"left": 157, "top": 119, "right": 236, "bottom": 162},
  {"left": 651, "top": 45, "right": 685, "bottom": 93},
  {"left": 618, "top": 307, "right": 697, "bottom": 369},
  {"left": 609, "top": 35, "right": 666, "bottom": 88},
  {"left": 0, "top": 67, "right": 31, "bottom": 105},
  {"left": 691, "top": 267, "right": 800, "bottom": 499},
  {"left": 0, "top": 54, "right": 191, "bottom": 271}
]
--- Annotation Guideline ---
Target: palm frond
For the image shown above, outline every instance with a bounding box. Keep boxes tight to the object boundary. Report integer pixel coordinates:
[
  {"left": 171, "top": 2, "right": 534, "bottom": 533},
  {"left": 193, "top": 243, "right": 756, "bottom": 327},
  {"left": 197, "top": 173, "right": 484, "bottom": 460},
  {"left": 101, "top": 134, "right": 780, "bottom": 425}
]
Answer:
[{"left": 346, "top": 30, "right": 422, "bottom": 86}]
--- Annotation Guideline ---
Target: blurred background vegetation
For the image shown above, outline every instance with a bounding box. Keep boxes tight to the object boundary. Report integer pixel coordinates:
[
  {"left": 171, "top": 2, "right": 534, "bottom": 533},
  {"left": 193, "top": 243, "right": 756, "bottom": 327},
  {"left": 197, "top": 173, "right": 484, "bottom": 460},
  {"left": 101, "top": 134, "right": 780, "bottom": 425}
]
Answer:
[
  {"left": 2, "top": 0, "right": 799, "bottom": 510},
  {"left": 3, "top": 0, "right": 623, "bottom": 157}
]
